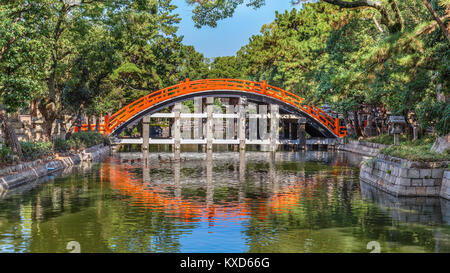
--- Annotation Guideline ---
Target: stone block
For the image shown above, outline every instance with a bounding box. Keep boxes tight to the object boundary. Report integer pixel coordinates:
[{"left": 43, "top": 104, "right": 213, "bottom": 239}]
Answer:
[
  {"left": 411, "top": 179, "right": 423, "bottom": 186},
  {"left": 392, "top": 167, "right": 399, "bottom": 176},
  {"left": 408, "top": 169, "right": 420, "bottom": 179},
  {"left": 425, "top": 186, "right": 439, "bottom": 196},
  {"left": 423, "top": 179, "right": 435, "bottom": 187},
  {"left": 397, "top": 177, "right": 411, "bottom": 186},
  {"left": 420, "top": 169, "right": 432, "bottom": 179},
  {"left": 416, "top": 187, "right": 427, "bottom": 196},
  {"left": 405, "top": 187, "right": 417, "bottom": 196},
  {"left": 399, "top": 168, "right": 409, "bottom": 177},
  {"left": 445, "top": 171, "right": 450, "bottom": 180},
  {"left": 432, "top": 169, "right": 444, "bottom": 179}
]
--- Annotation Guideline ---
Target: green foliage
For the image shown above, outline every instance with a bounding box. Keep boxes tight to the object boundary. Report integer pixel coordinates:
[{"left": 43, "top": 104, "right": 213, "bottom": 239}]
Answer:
[
  {"left": 187, "top": 0, "right": 265, "bottom": 28},
  {"left": 208, "top": 56, "right": 243, "bottom": 79},
  {"left": 380, "top": 143, "right": 449, "bottom": 162},
  {"left": 20, "top": 141, "right": 53, "bottom": 161},
  {"left": 416, "top": 93, "right": 450, "bottom": 136},
  {"left": 367, "top": 134, "right": 449, "bottom": 162},
  {"left": 365, "top": 134, "right": 409, "bottom": 145},
  {"left": 0, "top": 145, "right": 16, "bottom": 164},
  {"left": 53, "top": 138, "right": 70, "bottom": 153},
  {"left": 234, "top": 0, "right": 450, "bottom": 136},
  {"left": 67, "top": 132, "right": 110, "bottom": 151},
  {"left": 0, "top": 2, "right": 49, "bottom": 112}
]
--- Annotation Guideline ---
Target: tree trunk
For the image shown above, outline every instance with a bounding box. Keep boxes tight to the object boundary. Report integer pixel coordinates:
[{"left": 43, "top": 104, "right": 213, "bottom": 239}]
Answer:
[
  {"left": 353, "top": 110, "right": 363, "bottom": 137},
  {"left": 0, "top": 106, "right": 23, "bottom": 161},
  {"left": 38, "top": 99, "right": 58, "bottom": 141},
  {"left": 95, "top": 116, "right": 100, "bottom": 132},
  {"left": 421, "top": 0, "right": 450, "bottom": 43},
  {"left": 87, "top": 115, "right": 92, "bottom": 131}
]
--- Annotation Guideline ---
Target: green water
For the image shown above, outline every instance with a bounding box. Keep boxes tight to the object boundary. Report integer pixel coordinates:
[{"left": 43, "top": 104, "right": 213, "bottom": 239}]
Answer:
[{"left": 0, "top": 151, "right": 449, "bottom": 253}]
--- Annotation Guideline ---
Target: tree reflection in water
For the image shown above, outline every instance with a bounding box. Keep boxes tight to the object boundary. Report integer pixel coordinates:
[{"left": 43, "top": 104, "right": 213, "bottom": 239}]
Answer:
[{"left": 0, "top": 151, "right": 449, "bottom": 253}]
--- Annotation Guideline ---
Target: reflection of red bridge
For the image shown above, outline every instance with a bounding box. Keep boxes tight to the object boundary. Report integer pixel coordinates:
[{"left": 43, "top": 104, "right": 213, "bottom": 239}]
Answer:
[
  {"left": 100, "top": 161, "right": 330, "bottom": 224},
  {"left": 78, "top": 79, "right": 347, "bottom": 138}
]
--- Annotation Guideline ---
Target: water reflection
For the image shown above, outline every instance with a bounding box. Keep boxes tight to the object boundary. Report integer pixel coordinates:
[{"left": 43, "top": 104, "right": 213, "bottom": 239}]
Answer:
[{"left": 0, "top": 151, "right": 449, "bottom": 253}]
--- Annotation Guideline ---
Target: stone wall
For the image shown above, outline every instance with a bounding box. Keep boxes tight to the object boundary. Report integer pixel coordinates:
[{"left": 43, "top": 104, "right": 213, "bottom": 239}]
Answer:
[
  {"left": 0, "top": 144, "right": 109, "bottom": 191},
  {"left": 360, "top": 154, "right": 448, "bottom": 197},
  {"left": 338, "top": 140, "right": 387, "bottom": 157},
  {"left": 440, "top": 171, "right": 450, "bottom": 200}
]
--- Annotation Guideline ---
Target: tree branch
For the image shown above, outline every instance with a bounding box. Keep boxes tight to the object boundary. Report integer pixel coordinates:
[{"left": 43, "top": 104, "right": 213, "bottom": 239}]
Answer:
[{"left": 421, "top": 0, "right": 450, "bottom": 43}]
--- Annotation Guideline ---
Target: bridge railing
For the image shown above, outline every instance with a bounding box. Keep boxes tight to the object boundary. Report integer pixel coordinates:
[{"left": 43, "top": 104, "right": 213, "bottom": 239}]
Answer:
[
  {"left": 74, "top": 124, "right": 106, "bottom": 133},
  {"left": 92, "top": 79, "right": 347, "bottom": 137}
]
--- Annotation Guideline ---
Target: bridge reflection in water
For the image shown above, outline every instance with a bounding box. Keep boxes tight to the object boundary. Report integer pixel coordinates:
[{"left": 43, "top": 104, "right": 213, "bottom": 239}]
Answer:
[{"left": 107, "top": 151, "right": 354, "bottom": 223}]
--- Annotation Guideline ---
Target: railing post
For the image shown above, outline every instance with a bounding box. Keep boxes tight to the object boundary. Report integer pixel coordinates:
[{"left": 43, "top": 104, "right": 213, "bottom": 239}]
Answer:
[
  {"left": 104, "top": 114, "right": 110, "bottom": 135},
  {"left": 174, "top": 103, "right": 181, "bottom": 152},
  {"left": 185, "top": 78, "right": 190, "bottom": 94},
  {"left": 238, "top": 97, "right": 247, "bottom": 151},
  {"left": 206, "top": 97, "right": 214, "bottom": 150},
  {"left": 194, "top": 97, "right": 203, "bottom": 151},
  {"left": 262, "top": 80, "right": 267, "bottom": 94},
  {"left": 335, "top": 118, "right": 340, "bottom": 137},
  {"left": 142, "top": 115, "right": 150, "bottom": 153},
  {"left": 298, "top": 117, "right": 307, "bottom": 150},
  {"left": 270, "top": 104, "right": 279, "bottom": 153}
]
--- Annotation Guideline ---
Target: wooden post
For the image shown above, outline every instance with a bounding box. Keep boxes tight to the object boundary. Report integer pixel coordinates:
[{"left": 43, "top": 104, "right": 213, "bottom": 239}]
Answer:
[
  {"left": 174, "top": 103, "right": 181, "bottom": 152},
  {"left": 194, "top": 97, "right": 202, "bottom": 150},
  {"left": 259, "top": 105, "right": 269, "bottom": 151},
  {"left": 206, "top": 97, "right": 214, "bottom": 150},
  {"left": 226, "top": 104, "right": 234, "bottom": 140},
  {"left": 239, "top": 97, "right": 247, "bottom": 151},
  {"left": 142, "top": 115, "right": 150, "bottom": 153},
  {"left": 298, "top": 117, "right": 306, "bottom": 150},
  {"left": 270, "top": 104, "right": 279, "bottom": 153},
  {"left": 249, "top": 103, "right": 257, "bottom": 141}
]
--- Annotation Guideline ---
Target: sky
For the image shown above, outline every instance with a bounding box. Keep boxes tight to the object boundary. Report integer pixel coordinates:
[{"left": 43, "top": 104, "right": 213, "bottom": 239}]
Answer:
[{"left": 173, "top": 0, "right": 297, "bottom": 60}]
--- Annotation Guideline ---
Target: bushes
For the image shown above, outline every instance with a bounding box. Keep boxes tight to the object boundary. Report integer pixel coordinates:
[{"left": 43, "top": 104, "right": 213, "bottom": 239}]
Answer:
[
  {"left": 66, "top": 132, "right": 110, "bottom": 150},
  {"left": 363, "top": 134, "right": 449, "bottom": 161},
  {"left": 380, "top": 144, "right": 449, "bottom": 162},
  {"left": 378, "top": 136, "right": 449, "bottom": 162},
  {"left": 0, "top": 145, "right": 16, "bottom": 164},
  {"left": 0, "top": 132, "right": 109, "bottom": 164},
  {"left": 20, "top": 141, "right": 53, "bottom": 161},
  {"left": 364, "top": 134, "right": 409, "bottom": 145},
  {"left": 54, "top": 138, "right": 69, "bottom": 152}
]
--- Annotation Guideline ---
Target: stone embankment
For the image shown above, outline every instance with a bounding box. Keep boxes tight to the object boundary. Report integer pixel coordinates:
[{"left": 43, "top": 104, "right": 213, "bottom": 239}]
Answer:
[
  {"left": 0, "top": 144, "right": 109, "bottom": 191},
  {"left": 337, "top": 139, "right": 449, "bottom": 199},
  {"left": 337, "top": 140, "right": 388, "bottom": 157},
  {"left": 441, "top": 171, "right": 450, "bottom": 200},
  {"left": 360, "top": 153, "right": 449, "bottom": 199}
]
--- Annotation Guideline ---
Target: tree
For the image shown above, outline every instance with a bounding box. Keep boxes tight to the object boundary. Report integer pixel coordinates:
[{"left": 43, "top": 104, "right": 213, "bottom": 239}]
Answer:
[
  {"left": 0, "top": 1, "right": 50, "bottom": 159},
  {"left": 208, "top": 56, "right": 243, "bottom": 79},
  {"left": 178, "top": 45, "right": 210, "bottom": 80},
  {"left": 234, "top": 0, "right": 450, "bottom": 136}
]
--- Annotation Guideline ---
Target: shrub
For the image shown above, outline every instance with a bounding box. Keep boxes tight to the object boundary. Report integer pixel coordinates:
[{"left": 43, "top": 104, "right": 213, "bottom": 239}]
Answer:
[
  {"left": 20, "top": 141, "right": 53, "bottom": 161},
  {"left": 0, "top": 145, "right": 16, "bottom": 164},
  {"left": 380, "top": 140, "right": 450, "bottom": 162},
  {"left": 66, "top": 137, "right": 85, "bottom": 150},
  {"left": 54, "top": 138, "right": 70, "bottom": 152},
  {"left": 66, "top": 132, "right": 110, "bottom": 150}
]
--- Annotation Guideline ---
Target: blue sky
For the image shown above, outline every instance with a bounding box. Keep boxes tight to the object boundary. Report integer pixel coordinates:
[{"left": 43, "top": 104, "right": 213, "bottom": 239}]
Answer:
[{"left": 173, "top": 0, "right": 297, "bottom": 60}]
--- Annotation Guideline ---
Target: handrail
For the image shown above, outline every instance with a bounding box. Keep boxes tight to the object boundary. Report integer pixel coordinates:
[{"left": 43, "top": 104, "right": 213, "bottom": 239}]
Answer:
[{"left": 88, "top": 79, "right": 347, "bottom": 137}]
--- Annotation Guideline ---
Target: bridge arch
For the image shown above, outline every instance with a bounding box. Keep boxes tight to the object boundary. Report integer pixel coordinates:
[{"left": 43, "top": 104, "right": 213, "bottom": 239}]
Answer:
[{"left": 102, "top": 79, "right": 347, "bottom": 138}]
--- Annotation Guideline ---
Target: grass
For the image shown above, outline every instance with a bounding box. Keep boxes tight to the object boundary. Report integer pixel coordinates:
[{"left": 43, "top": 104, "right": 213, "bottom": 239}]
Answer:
[
  {"left": 373, "top": 135, "right": 450, "bottom": 162},
  {"left": 364, "top": 134, "right": 409, "bottom": 145}
]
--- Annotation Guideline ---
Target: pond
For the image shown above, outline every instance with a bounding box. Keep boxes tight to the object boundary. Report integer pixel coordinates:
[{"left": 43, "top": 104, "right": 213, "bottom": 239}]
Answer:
[{"left": 0, "top": 151, "right": 449, "bottom": 253}]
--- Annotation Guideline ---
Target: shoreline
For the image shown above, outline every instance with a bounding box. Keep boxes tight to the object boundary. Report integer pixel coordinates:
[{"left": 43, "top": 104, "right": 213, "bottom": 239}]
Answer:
[{"left": 0, "top": 144, "right": 110, "bottom": 192}]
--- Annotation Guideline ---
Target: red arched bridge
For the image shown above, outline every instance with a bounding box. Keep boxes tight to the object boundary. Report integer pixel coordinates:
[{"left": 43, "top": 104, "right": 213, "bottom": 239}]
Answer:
[{"left": 77, "top": 78, "right": 347, "bottom": 138}]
